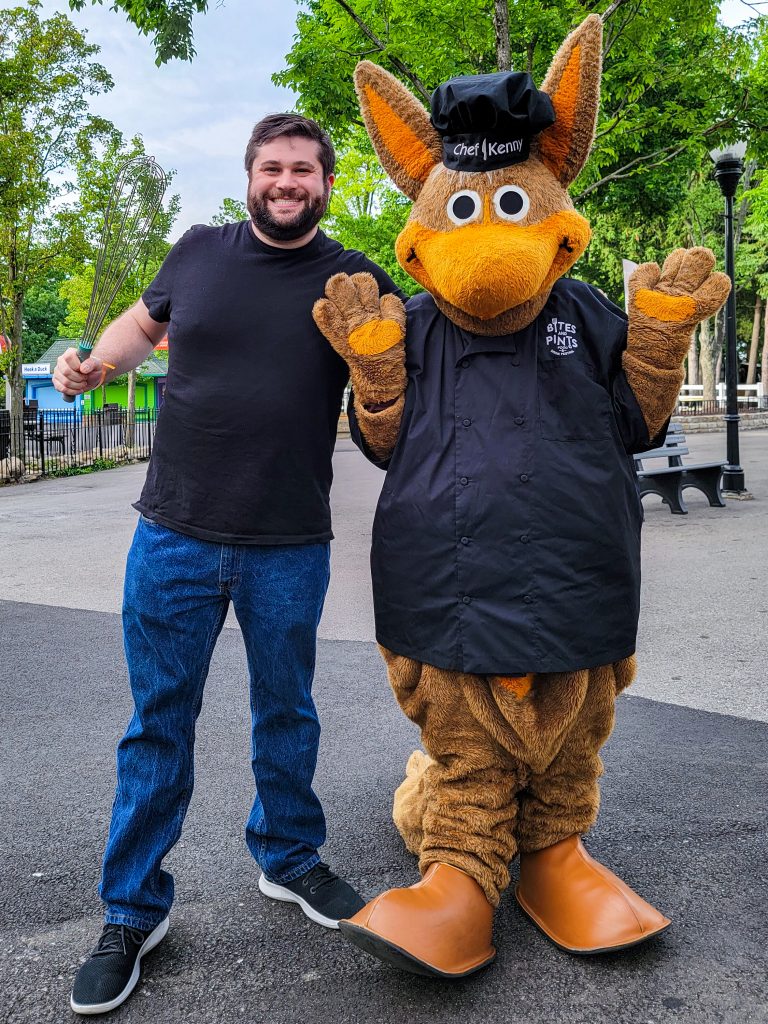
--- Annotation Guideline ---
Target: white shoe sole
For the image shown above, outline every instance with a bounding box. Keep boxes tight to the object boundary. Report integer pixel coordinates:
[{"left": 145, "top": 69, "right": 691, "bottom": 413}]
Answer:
[
  {"left": 70, "top": 916, "right": 169, "bottom": 1015},
  {"left": 258, "top": 873, "right": 340, "bottom": 929}
]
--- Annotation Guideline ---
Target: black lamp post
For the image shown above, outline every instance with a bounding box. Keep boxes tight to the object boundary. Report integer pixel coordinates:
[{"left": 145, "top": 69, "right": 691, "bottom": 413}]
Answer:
[{"left": 709, "top": 142, "right": 748, "bottom": 495}]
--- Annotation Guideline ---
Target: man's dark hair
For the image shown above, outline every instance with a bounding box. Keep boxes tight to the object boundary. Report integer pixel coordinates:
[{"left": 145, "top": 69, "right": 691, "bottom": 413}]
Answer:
[{"left": 244, "top": 114, "right": 336, "bottom": 179}]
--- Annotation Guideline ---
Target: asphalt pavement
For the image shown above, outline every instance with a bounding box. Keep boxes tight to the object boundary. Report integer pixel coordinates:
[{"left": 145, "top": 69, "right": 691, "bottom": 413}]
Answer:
[{"left": 1, "top": 429, "right": 767, "bottom": 1024}]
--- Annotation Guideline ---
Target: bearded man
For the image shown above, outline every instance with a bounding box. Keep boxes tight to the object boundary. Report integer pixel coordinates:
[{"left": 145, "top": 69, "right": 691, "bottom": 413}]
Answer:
[{"left": 54, "top": 114, "right": 402, "bottom": 1017}]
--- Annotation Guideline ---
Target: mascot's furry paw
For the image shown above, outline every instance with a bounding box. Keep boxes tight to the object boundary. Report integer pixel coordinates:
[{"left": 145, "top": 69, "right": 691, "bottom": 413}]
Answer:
[
  {"left": 313, "top": 272, "right": 407, "bottom": 411},
  {"left": 313, "top": 272, "right": 406, "bottom": 357},
  {"left": 392, "top": 749, "right": 434, "bottom": 855},
  {"left": 624, "top": 247, "right": 730, "bottom": 437},
  {"left": 629, "top": 247, "right": 730, "bottom": 354}
]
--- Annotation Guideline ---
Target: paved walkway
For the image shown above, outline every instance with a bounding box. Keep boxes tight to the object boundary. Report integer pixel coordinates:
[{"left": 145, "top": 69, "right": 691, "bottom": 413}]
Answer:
[{"left": 1, "top": 430, "right": 766, "bottom": 1023}]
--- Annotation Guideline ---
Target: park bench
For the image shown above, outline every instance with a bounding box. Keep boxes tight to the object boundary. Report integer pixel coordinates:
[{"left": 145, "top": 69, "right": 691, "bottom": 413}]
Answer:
[{"left": 634, "top": 423, "right": 725, "bottom": 516}]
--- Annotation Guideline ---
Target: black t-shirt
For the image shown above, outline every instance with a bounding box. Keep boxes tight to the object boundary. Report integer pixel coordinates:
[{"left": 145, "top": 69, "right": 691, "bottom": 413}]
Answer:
[{"left": 135, "top": 221, "right": 401, "bottom": 544}]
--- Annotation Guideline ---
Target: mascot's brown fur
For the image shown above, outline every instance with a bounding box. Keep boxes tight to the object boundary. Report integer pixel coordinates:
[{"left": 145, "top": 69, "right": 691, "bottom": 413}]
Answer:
[{"left": 313, "top": 15, "right": 730, "bottom": 977}]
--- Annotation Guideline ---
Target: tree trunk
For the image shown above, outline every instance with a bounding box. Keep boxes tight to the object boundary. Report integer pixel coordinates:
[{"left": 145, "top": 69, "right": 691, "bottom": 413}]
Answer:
[
  {"left": 747, "top": 293, "right": 761, "bottom": 385},
  {"left": 493, "top": 0, "right": 511, "bottom": 71},
  {"left": 126, "top": 369, "right": 136, "bottom": 449},
  {"left": 762, "top": 298, "right": 768, "bottom": 409},
  {"left": 687, "top": 328, "right": 699, "bottom": 385},
  {"left": 699, "top": 317, "right": 719, "bottom": 402},
  {"left": 9, "top": 291, "right": 25, "bottom": 460}
]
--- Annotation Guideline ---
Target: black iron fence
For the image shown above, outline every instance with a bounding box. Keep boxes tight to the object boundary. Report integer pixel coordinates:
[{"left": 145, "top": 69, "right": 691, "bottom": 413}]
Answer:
[
  {"left": 0, "top": 407, "right": 158, "bottom": 481},
  {"left": 674, "top": 397, "right": 768, "bottom": 416}
]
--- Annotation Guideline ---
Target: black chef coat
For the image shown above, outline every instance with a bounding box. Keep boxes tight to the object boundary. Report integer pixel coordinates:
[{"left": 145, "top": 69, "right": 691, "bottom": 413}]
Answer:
[{"left": 350, "top": 278, "right": 660, "bottom": 675}]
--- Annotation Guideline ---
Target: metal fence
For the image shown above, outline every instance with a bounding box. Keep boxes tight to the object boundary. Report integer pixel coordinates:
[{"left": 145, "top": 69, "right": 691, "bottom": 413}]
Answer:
[
  {"left": 675, "top": 383, "right": 766, "bottom": 416},
  {"left": 674, "top": 397, "right": 768, "bottom": 416},
  {"left": 0, "top": 407, "right": 158, "bottom": 481}
]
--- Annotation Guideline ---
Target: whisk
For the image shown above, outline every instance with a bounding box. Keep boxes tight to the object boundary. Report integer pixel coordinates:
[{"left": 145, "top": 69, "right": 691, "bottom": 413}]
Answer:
[{"left": 64, "top": 155, "right": 168, "bottom": 403}]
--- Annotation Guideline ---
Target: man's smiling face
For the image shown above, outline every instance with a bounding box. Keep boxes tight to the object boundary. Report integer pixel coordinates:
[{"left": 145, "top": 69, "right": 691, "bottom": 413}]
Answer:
[{"left": 247, "top": 135, "right": 334, "bottom": 245}]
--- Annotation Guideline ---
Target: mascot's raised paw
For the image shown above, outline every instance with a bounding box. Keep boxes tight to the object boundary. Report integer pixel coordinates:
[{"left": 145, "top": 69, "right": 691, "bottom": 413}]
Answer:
[
  {"left": 629, "top": 247, "right": 731, "bottom": 341},
  {"left": 624, "top": 246, "right": 731, "bottom": 436},
  {"left": 313, "top": 272, "right": 408, "bottom": 452},
  {"left": 313, "top": 271, "right": 406, "bottom": 357}
]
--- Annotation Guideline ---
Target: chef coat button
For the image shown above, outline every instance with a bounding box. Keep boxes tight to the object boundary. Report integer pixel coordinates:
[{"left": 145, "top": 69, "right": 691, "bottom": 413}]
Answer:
[
  {"left": 460, "top": 536, "right": 470, "bottom": 545},
  {"left": 511, "top": 355, "right": 520, "bottom": 366},
  {"left": 514, "top": 416, "right": 525, "bottom": 426},
  {"left": 462, "top": 595, "right": 472, "bottom": 604},
  {"left": 462, "top": 418, "right": 472, "bottom": 427},
  {"left": 461, "top": 359, "right": 470, "bottom": 368},
  {"left": 460, "top": 476, "right": 469, "bottom": 485},
  {"left": 520, "top": 473, "right": 530, "bottom": 482},
  {"left": 523, "top": 595, "right": 534, "bottom": 604},
  {"left": 520, "top": 535, "right": 529, "bottom": 544}
]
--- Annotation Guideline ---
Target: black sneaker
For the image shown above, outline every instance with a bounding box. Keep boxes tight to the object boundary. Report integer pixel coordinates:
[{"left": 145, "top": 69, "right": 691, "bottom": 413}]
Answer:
[
  {"left": 258, "top": 862, "right": 365, "bottom": 928},
  {"left": 70, "top": 918, "right": 169, "bottom": 1015}
]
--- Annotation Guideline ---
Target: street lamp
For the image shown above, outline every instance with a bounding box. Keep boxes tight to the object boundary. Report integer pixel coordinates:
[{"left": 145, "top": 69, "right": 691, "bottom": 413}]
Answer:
[{"left": 709, "top": 141, "right": 748, "bottom": 496}]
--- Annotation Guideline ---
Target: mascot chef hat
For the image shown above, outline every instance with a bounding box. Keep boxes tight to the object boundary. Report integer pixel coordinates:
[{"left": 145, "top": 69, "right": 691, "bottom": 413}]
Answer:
[{"left": 431, "top": 72, "right": 555, "bottom": 172}]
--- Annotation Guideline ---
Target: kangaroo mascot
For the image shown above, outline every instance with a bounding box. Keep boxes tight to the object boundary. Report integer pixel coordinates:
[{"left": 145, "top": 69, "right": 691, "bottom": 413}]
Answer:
[{"left": 313, "top": 15, "right": 729, "bottom": 977}]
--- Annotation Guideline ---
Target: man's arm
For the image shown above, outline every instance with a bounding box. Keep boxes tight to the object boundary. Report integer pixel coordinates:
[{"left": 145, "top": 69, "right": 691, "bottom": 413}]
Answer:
[{"left": 52, "top": 299, "right": 169, "bottom": 396}]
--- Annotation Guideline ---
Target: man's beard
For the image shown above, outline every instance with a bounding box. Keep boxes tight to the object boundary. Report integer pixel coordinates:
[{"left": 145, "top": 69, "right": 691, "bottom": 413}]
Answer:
[{"left": 247, "top": 186, "right": 330, "bottom": 242}]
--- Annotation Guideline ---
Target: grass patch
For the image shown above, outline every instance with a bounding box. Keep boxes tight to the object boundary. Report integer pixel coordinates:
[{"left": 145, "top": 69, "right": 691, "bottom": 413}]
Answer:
[{"left": 48, "top": 457, "right": 121, "bottom": 478}]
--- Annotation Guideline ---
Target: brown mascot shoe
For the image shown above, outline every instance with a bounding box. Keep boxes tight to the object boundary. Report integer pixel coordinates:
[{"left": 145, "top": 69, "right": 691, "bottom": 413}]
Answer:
[
  {"left": 339, "top": 862, "right": 495, "bottom": 978},
  {"left": 516, "top": 834, "right": 671, "bottom": 954}
]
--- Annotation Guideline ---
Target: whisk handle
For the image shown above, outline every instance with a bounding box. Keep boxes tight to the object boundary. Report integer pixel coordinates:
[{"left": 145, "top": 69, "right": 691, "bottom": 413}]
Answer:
[{"left": 62, "top": 345, "right": 94, "bottom": 405}]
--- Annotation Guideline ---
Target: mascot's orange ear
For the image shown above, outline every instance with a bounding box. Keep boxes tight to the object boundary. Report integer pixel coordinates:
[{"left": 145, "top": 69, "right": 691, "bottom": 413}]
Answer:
[
  {"left": 354, "top": 61, "right": 442, "bottom": 200},
  {"left": 534, "top": 14, "right": 602, "bottom": 188}
]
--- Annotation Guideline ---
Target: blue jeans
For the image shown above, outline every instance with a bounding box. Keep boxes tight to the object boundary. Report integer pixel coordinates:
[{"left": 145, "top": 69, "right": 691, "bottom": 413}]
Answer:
[{"left": 99, "top": 516, "right": 331, "bottom": 930}]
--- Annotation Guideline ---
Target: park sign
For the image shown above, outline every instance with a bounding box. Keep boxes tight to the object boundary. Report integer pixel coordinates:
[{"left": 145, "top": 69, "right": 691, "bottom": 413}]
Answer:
[{"left": 22, "top": 363, "right": 51, "bottom": 377}]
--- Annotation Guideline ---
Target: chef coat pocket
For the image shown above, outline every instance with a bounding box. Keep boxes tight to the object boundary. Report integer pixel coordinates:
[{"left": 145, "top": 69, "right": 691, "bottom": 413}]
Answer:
[{"left": 537, "top": 358, "right": 613, "bottom": 441}]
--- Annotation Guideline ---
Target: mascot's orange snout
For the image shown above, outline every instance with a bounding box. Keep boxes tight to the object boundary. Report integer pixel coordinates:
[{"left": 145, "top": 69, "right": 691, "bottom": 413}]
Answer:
[{"left": 395, "top": 209, "right": 591, "bottom": 321}]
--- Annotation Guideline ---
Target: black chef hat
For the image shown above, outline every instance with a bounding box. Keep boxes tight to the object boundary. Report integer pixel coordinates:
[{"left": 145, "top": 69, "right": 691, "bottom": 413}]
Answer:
[{"left": 430, "top": 72, "right": 555, "bottom": 172}]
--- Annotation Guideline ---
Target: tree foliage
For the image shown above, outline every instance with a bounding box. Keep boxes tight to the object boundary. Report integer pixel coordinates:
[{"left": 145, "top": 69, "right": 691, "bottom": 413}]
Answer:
[
  {"left": 46, "top": 1, "right": 768, "bottom": 388},
  {"left": 278, "top": 1, "right": 767, "bottom": 374},
  {"left": 59, "top": 133, "right": 180, "bottom": 339},
  {"left": 210, "top": 197, "right": 248, "bottom": 225},
  {"left": 0, "top": 2, "right": 115, "bottom": 416},
  {"left": 324, "top": 129, "right": 418, "bottom": 294},
  {"left": 21, "top": 275, "right": 69, "bottom": 361},
  {"left": 70, "top": 0, "right": 208, "bottom": 64}
]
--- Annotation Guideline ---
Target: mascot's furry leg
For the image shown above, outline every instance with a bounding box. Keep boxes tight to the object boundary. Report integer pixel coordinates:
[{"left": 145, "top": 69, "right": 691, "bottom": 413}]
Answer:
[
  {"left": 341, "top": 651, "right": 668, "bottom": 976},
  {"left": 514, "top": 657, "right": 669, "bottom": 953}
]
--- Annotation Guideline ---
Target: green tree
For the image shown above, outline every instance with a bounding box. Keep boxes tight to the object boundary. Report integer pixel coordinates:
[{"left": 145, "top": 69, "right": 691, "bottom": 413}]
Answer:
[
  {"left": 210, "top": 197, "right": 248, "bottom": 225},
  {"left": 739, "top": 171, "right": 768, "bottom": 389},
  {"left": 70, "top": 0, "right": 208, "bottom": 64},
  {"left": 21, "top": 275, "right": 69, "bottom": 362},
  {"left": 72, "top": 0, "right": 768, "bottom": 404},
  {"left": 275, "top": 2, "right": 758, "bottom": 189},
  {"left": 325, "top": 130, "right": 418, "bottom": 294},
  {"left": 0, "top": 2, "right": 114, "bottom": 440},
  {"left": 59, "top": 133, "right": 179, "bottom": 438},
  {"left": 274, "top": 4, "right": 763, "bottom": 280},
  {"left": 60, "top": 133, "right": 180, "bottom": 339}
]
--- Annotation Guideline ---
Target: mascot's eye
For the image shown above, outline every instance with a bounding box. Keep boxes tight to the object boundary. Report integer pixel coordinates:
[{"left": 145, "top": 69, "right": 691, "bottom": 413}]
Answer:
[
  {"left": 493, "top": 186, "right": 530, "bottom": 222},
  {"left": 446, "top": 190, "right": 482, "bottom": 225}
]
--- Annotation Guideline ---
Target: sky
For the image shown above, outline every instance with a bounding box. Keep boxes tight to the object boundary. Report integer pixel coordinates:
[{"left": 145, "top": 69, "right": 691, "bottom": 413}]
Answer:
[
  {"left": 36, "top": 0, "right": 762, "bottom": 242},
  {"left": 39, "top": 0, "right": 300, "bottom": 239}
]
